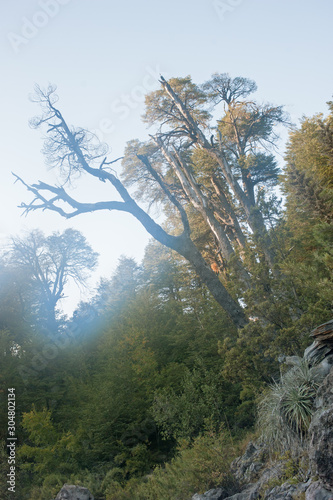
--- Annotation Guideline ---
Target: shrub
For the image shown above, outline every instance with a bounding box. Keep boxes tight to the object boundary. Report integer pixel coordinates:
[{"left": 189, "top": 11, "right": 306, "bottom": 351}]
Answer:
[
  {"left": 105, "top": 429, "right": 240, "bottom": 500},
  {"left": 257, "top": 360, "right": 323, "bottom": 451}
]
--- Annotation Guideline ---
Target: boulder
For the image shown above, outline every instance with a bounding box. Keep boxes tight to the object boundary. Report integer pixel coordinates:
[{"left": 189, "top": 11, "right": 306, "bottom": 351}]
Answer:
[
  {"left": 284, "top": 355, "right": 302, "bottom": 367},
  {"left": 54, "top": 484, "right": 94, "bottom": 500},
  {"left": 192, "top": 487, "right": 229, "bottom": 499},
  {"left": 311, "top": 354, "right": 333, "bottom": 382},
  {"left": 223, "top": 484, "right": 258, "bottom": 500},
  {"left": 305, "top": 481, "right": 333, "bottom": 500},
  {"left": 312, "top": 364, "right": 333, "bottom": 410},
  {"left": 305, "top": 319, "right": 333, "bottom": 366}
]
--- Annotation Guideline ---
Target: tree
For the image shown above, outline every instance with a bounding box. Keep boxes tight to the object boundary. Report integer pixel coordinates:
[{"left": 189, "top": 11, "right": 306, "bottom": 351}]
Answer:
[
  {"left": 0, "top": 256, "right": 33, "bottom": 335},
  {"left": 14, "top": 84, "right": 247, "bottom": 328},
  {"left": 142, "top": 74, "right": 287, "bottom": 272},
  {"left": 275, "top": 102, "right": 333, "bottom": 333},
  {"left": 122, "top": 139, "right": 251, "bottom": 287},
  {"left": 283, "top": 102, "right": 333, "bottom": 224},
  {"left": 92, "top": 256, "right": 141, "bottom": 316},
  {"left": 18, "top": 406, "right": 80, "bottom": 479},
  {"left": 9, "top": 228, "right": 98, "bottom": 332}
]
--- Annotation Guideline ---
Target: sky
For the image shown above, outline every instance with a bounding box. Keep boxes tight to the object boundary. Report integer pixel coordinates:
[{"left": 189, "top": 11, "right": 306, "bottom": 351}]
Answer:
[{"left": 1, "top": 0, "right": 333, "bottom": 313}]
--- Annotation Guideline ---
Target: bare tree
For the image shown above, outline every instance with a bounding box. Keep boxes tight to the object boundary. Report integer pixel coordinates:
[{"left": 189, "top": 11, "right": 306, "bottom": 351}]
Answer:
[
  {"left": 10, "top": 227, "right": 98, "bottom": 332},
  {"left": 14, "top": 85, "right": 247, "bottom": 328}
]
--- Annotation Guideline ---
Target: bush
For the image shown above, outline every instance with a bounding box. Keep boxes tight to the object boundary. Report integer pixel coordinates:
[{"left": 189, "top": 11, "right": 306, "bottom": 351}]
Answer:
[
  {"left": 257, "top": 360, "right": 323, "bottom": 452},
  {"left": 105, "top": 429, "right": 240, "bottom": 500}
]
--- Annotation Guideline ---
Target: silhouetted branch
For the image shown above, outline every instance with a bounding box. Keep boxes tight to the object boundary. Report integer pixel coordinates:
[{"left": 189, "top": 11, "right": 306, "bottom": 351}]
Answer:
[{"left": 13, "top": 173, "right": 128, "bottom": 218}]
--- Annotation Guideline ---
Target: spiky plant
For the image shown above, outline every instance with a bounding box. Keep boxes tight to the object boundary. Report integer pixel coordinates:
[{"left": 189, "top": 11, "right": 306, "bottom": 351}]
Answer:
[{"left": 257, "top": 360, "right": 323, "bottom": 452}]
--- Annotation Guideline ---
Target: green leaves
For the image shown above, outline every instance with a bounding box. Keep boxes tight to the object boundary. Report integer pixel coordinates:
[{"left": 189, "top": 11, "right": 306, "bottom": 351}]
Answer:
[
  {"left": 19, "top": 407, "right": 80, "bottom": 478},
  {"left": 143, "top": 76, "right": 210, "bottom": 130},
  {"left": 104, "top": 430, "right": 238, "bottom": 500},
  {"left": 152, "top": 359, "right": 245, "bottom": 441},
  {"left": 283, "top": 104, "right": 333, "bottom": 223},
  {"left": 257, "top": 361, "right": 322, "bottom": 451}
]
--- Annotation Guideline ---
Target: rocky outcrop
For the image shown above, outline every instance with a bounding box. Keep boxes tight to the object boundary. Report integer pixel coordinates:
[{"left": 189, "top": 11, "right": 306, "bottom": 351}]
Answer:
[
  {"left": 231, "top": 442, "right": 267, "bottom": 484},
  {"left": 305, "top": 481, "right": 333, "bottom": 500},
  {"left": 308, "top": 367, "right": 333, "bottom": 492},
  {"left": 192, "top": 487, "right": 230, "bottom": 499},
  {"left": 53, "top": 484, "right": 94, "bottom": 500},
  {"left": 304, "top": 320, "right": 333, "bottom": 366},
  {"left": 265, "top": 480, "right": 310, "bottom": 500},
  {"left": 193, "top": 364, "right": 333, "bottom": 500}
]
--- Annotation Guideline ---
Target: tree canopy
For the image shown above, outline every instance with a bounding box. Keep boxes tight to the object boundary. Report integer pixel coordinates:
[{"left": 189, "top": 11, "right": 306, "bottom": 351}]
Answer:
[
  {"left": 8, "top": 228, "right": 98, "bottom": 332},
  {"left": 14, "top": 74, "right": 289, "bottom": 328}
]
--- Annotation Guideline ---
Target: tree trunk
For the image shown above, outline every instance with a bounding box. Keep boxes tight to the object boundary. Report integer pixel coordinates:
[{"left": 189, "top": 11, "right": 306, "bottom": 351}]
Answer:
[
  {"left": 172, "top": 235, "right": 248, "bottom": 328},
  {"left": 123, "top": 198, "right": 248, "bottom": 328},
  {"left": 159, "top": 77, "right": 277, "bottom": 270},
  {"left": 210, "top": 175, "right": 247, "bottom": 250},
  {"left": 156, "top": 138, "right": 236, "bottom": 261}
]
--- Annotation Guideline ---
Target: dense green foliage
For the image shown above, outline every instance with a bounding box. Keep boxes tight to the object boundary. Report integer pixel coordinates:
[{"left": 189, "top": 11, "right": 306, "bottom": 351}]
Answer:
[{"left": 1, "top": 84, "right": 332, "bottom": 499}]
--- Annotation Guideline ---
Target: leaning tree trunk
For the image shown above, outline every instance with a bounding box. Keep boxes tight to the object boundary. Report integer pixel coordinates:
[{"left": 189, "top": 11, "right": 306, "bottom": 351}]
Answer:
[
  {"left": 169, "top": 234, "right": 248, "bottom": 328},
  {"left": 15, "top": 97, "right": 249, "bottom": 330},
  {"left": 121, "top": 197, "right": 249, "bottom": 329}
]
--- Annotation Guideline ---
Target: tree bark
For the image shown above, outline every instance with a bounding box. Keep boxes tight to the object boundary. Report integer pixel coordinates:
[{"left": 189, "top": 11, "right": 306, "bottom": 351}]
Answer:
[
  {"left": 172, "top": 235, "right": 248, "bottom": 328},
  {"left": 210, "top": 175, "right": 247, "bottom": 250},
  {"left": 154, "top": 136, "right": 235, "bottom": 262}
]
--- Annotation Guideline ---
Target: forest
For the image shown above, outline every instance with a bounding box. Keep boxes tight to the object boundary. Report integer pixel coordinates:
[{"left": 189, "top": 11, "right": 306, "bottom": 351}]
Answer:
[{"left": 0, "top": 74, "right": 332, "bottom": 500}]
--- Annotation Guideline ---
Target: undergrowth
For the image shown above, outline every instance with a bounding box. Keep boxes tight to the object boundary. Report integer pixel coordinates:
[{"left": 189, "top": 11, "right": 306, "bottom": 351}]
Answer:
[{"left": 104, "top": 429, "right": 241, "bottom": 500}]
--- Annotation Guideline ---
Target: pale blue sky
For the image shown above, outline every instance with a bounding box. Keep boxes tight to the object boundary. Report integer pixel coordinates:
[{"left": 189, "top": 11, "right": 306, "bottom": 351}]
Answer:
[{"left": 1, "top": 0, "right": 333, "bottom": 311}]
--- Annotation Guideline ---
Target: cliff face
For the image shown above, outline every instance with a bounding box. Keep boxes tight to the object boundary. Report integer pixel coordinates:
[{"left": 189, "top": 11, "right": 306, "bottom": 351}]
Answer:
[
  {"left": 308, "top": 366, "right": 333, "bottom": 493},
  {"left": 192, "top": 363, "right": 333, "bottom": 500}
]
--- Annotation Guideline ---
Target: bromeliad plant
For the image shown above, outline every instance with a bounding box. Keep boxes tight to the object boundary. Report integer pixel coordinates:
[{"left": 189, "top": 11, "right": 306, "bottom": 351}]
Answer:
[{"left": 257, "top": 360, "right": 323, "bottom": 452}]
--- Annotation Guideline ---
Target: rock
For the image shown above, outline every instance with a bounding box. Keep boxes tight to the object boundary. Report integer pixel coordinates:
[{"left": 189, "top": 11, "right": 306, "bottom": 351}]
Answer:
[
  {"left": 256, "top": 462, "right": 285, "bottom": 488},
  {"left": 305, "top": 320, "right": 333, "bottom": 366},
  {"left": 310, "top": 355, "right": 333, "bottom": 382},
  {"left": 304, "top": 341, "right": 333, "bottom": 366},
  {"left": 311, "top": 320, "right": 333, "bottom": 343},
  {"left": 305, "top": 481, "right": 333, "bottom": 500},
  {"left": 192, "top": 487, "right": 229, "bottom": 499},
  {"left": 309, "top": 368, "right": 333, "bottom": 491},
  {"left": 309, "top": 406, "right": 333, "bottom": 491},
  {"left": 264, "top": 480, "right": 310, "bottom": 499},
  {"left": 284, "top": 355, "right": 302, "bottom": 367},
  {"left": 229, "top": 443, "right": 285, "bottom": 499},
  {"left": 231, "top": 442, "right": 266, "bottom": 483},
  {"left": 54, "top": 484, "right": 94, "bottom": 500},
  {"left": 313, "top": 364, "right": 333, "bottom": 410},
  {"left": 265, "top": 483, "right": 294, "bottom": 499},
  {"left": 223, "top": 484, "right": 258, "bottom": 500}
]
